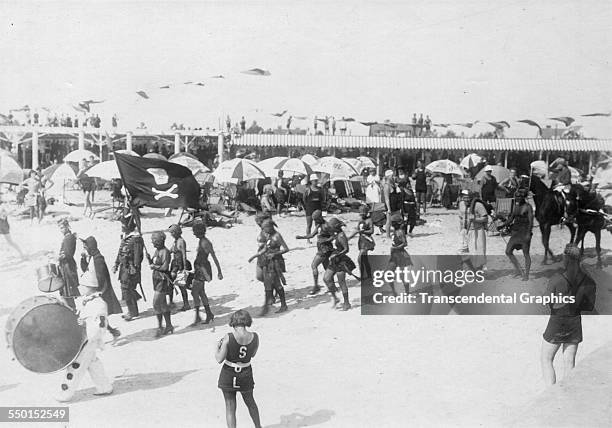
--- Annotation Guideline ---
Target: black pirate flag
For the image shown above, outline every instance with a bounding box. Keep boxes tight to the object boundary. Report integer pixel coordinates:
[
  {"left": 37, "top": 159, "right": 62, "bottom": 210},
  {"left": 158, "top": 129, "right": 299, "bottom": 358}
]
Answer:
[{"left": 114, "top": 152, "right": 200, "bottom": 209}]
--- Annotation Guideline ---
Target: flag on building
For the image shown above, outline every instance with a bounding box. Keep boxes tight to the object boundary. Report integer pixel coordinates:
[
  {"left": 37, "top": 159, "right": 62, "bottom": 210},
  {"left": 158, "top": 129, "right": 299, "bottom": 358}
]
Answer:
[{"left": 114, "top": 152, "right": 200, "bottom": 209}]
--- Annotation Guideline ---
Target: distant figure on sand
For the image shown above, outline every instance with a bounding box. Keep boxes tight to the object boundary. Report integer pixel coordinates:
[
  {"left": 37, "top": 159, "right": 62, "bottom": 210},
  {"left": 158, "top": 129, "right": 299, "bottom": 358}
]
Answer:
[
  {"left": 0, "top": 200, "right": 25, "bottom": 258},
  {"left": 216, "top": 310, "right": 262, "bottom": 428},
  {"left": 540, "top": 244, "right": 596, "bottom": 386}
]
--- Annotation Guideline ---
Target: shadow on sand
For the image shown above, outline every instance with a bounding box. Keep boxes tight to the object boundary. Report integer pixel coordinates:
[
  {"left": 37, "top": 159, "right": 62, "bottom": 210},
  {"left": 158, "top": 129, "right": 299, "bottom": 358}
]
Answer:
[
  {"left": 71, "top": 369, "right": 198, "bottom": 403},
  {"left": 265, "top": 409, "right": 335, "bottom": 428}
]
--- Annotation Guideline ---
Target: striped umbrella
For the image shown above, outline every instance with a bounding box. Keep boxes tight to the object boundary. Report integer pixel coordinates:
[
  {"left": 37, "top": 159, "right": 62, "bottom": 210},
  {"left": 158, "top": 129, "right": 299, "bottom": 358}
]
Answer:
[
  {"left": 460, "top": 153, "right": 483, "bottom": 169},
  {"left": 213, "top": 158, "right": 266, "bottom": 183},
  {"left": 169, "top": 153, "right": 210, "bottom": 174},
  {"left": 356, "top": 156, "right": 377, "bottom": 169},
  {"left": 258, "top": 157, "right": 313, "bottom": 177},
  {"left": 425, "top": 159, "right": 464, "bottom": 176},
  {"left": 312, "top": 156, "right": 360, "bottom": 180},
  {"left": 143, "top": 153, "right": 167, "bottom": 161},
  {"left": 301, "top": 154, "right": 319, "bottom": 165}
]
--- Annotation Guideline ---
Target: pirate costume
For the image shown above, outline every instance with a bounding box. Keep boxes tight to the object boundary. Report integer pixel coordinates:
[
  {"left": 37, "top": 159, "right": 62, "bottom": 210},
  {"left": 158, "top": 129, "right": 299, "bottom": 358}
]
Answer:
[
  {"left": 149, "top": 231, "right": 174, "bottom": 337},
  {"left": 114, "top": 215, "right": 144, "bottom": 320},
  {"left": 57, "top": 219, "right": 80, "bottom": 309}
]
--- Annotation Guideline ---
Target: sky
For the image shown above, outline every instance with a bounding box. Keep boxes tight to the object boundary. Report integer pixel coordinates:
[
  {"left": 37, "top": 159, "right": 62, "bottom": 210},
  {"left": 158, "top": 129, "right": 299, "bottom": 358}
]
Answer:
[{"left": 1, "top": 0, "right": 611, "bottom": 138}]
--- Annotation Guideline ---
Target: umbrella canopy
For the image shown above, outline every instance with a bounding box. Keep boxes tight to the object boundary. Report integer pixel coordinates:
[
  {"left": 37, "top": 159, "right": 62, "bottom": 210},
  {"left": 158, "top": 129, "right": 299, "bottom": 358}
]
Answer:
[
  {"left": 312, "top": 156, "right": 360, "bottom": 180},
  {"left": 530, "top": 160, "right": 548, "bottom": 176},
  {"left": 593, "top": 166, "right": 612, "bottom": 188},
  {"left": 342, "top": 158, "right": 365, "bottom": 173},
  {"left": 43, "top": 164, "right": 77, "bottom": 197},
  {"left": 0, "top": 148, "right": 16, "bottom": 159},
  {"left": 0, "top": 155, "right": 23, "bottom": 184},
  {"left": 169, "top": 153, "right": 210, "bottom": 174},
  {"left": 143, "top": 153, "right": 166, "bottom": 160},
  {"left": 425, "top": 159, "right": 465, "bottom": 176},
  {"left": 356, "top": 156, "right": 377, "bottom": 169},
  {"left": 112, "top": 149, "right": 140, "bottom": 157},
  {"left": 64, "top": 149, "right": 99, "bottom": 163},
  {"left": 213, "top": 158, "right": 266, "bottom": 183},
  {"left": 258, "top": 157, "right": 313, "bottom": 177},
  {"left": 84, "top": 160, "right": 120, "bottom": 181},
  {"left": 301, "top": 154, "right": 319, "bottom": 165},
  {"left": 475, "top": 165, "right": 510, "bottom": 183},
  {"left": 460, "top": 153, "right": 484, "bottom": 169},
  {"left": 194, "top": 171, "right": 216, "bottom": 186}
]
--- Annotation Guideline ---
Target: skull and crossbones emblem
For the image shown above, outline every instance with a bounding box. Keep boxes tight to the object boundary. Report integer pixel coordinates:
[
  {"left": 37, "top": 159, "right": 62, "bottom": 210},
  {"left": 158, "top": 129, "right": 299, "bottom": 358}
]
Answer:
[{"left": 147, "top": 168, "right": 179, "bottom": 200}]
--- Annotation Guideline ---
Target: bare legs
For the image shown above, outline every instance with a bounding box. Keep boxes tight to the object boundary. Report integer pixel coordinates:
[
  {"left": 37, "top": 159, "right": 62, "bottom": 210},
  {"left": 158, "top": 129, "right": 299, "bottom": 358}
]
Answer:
[
  {"left": 3, "top": 234, "right": 24, "bottom": 258},
  {"left": 540, "top": 340, "right": 578, "bottom": 386},
  {"left": 223, "top": 390, "right": 261, "bottom": 428}
]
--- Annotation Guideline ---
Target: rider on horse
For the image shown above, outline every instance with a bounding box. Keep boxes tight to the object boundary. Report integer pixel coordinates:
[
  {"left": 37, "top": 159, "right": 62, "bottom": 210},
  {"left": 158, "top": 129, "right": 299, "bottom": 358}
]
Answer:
[{"left": 549, "top": 157, "right": 574, "bottom": 223}]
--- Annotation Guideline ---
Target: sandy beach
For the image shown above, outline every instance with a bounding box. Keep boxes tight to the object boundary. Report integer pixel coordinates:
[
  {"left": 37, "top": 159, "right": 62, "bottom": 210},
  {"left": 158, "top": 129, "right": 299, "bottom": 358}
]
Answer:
[{"left": 1, "top": 190, "right": 611, "bottom": 427}]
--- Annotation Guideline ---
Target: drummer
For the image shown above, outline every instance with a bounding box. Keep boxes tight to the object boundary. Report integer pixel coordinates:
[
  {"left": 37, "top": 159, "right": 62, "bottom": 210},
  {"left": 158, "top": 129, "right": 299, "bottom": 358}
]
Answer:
[
  {"left": 55, "top": 272, "right": 113, "bottom": 402},
  {"left": 57, "top": 219, "right": 80, "bottom": 310}
]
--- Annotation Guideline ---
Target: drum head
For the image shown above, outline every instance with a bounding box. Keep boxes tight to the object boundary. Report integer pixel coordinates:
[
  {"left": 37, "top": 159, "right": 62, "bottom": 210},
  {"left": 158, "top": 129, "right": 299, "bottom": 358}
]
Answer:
[{"left": 12, "top": 303, "right": 85, "bottom": 373}]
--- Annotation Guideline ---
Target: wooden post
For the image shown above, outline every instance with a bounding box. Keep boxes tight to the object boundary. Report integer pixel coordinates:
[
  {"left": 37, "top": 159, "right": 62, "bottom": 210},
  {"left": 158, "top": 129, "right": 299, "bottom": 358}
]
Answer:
[
  {"left": 174, "top": 133, "right": 180, "bottom": 154},
  {"left": 377, "top": 148, "right": 381, "bottom": 176},
  {"left": 217, "top": 133, "right": 224, "bottom": 163},
  {"left": 126, "top": 131, "right": 133, "bottom": 152},
  {"left": 32, "top": 129, "right": 39, "bottom": 170},
  {"left": 545, "top": 152, "right": 550, "bottom": 168},
  {"left": 504, "top": 151, "right": 508, "bottom": 168},
  {"left": 78, "top": 129, "right": 85, "bottom": 151},
  {"left": 588, "top": 153, "right": 593, "bottom": 172}
]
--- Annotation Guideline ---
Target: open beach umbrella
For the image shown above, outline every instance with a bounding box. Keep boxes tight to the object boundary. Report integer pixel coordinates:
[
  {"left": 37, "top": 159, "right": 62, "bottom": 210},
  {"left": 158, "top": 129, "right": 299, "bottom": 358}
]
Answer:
[
  {"left": 475, "top": 165, "right": 510, "bottom": 183},
  {"left": 112, "top": 149, "right": 140, "bottom": 157},
  {"left": 300, "top": 154, "right": 319, "bottom": 165},
  {"left": 342, "top": 158, "right": 366, "bottom": 173},
  {"left": 169, "top": 153, "right": 210, "bottom": 174},
  {"left": 64, "top": 149, "right": 99, "bottom": 163},
  {"left": 460, "top": 153, "right": 484, "bottom": 169},
  {"left": 84, "top": 160, "right": 120, "bottom": 181},
  {"left": 194, "top": 171, "right": 216, "bottom": 186},
  {"left": 43, "top": 163, "right": 77, "bottom": 198},
  {"left": 0, "top": 154, "right": 23, "bottom": 184},
  {"left": 143, "top": 153, "right": 166, "bottom": 161},
  {"left": 530, "top": 160, "right": 548, "bottom": 176},
  {"left": 213, "top": 158, "right": 266, "bottom": 183},
  {"left": 258, "top": 157, "right": 313, "bottom": 177},
  {"left": 312, "top": 156, "right": 360, "bottom": 180},
  {"left": 425, "top": 159, "right": 464, "bottom": 176},
  {"left": 356, "top": 156, "right": 377, "bottom": 169}
]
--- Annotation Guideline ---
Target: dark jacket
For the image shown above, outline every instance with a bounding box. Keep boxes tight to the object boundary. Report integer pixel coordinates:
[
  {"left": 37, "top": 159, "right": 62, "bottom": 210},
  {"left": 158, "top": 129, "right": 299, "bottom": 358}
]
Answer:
[{"left": 59, "top": 232, "right": 80, "bottom": 297}]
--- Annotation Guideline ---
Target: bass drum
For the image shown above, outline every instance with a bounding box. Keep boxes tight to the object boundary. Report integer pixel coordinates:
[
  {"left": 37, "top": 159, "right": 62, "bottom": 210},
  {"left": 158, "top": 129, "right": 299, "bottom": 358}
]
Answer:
[{"left": 4, "top": 296, "right": 86, "bottom": 373}]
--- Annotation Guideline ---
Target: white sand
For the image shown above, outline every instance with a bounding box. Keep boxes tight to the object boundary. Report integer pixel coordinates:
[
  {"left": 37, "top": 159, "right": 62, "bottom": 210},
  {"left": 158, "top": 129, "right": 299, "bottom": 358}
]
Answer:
[{"left": 1, "top": 190, "right": 610, "bottom": 427}]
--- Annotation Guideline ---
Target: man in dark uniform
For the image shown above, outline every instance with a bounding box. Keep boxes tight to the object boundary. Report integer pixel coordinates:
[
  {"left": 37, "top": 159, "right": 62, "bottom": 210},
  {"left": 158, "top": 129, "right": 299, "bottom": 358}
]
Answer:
[
  {"left": 502, "top": 189, "right": 534, "bottom": 281},
  {"left": 412, "top": 160, "right": 428, "bottom": 214},
  {"left": 57, "top": 218, "right": 80, "bottom": 309},
  {"left": 80, "top": 236, "right": 122, "bottom": 338},
  {"left": 113, "top": 214, "right": 144, "bottom": 321}
]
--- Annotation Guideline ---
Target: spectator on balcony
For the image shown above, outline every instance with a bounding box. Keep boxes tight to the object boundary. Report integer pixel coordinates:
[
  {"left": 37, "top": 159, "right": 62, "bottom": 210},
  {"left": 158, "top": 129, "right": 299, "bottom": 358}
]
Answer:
[
  {"left": 324, "top": 116, "right": 330, "bottom": 135},
  {"left": 240, "top": 116, "right": 246, "bottom": 134},
  {"left": 411, "top": 113, "right": 417, "bottom": 136},
  {"left": 33, "top": 112, "right": 39, "bottom": 125},
  {"left": 424, "top": 115, "right": 431, "bottom": 135},
  {"left": 226, "top": 115, "right": 231, "bottom": 133},
  {"left": 340, "top": 121, "right": 347, "bottom": 135},
  {"left": 286, "top": 116, "right": 292, "bottom": 132},
  {"left": 417, "top": 114, "right": 424, "bottom": 137},
  {"left": 332, "top": 117, "right": 337, "bottom": 135},
  {"left": 112, "top": 114, "right": 118, "bottom": 128},
  {"left": 66, "top": 116, "right": 72, "bottom": 128},
  {"left": 74, "top": 116, "right": 79, "bottom": 128},
  {"left": 313, "top": 116, "right": 318, "bottom": 135}
]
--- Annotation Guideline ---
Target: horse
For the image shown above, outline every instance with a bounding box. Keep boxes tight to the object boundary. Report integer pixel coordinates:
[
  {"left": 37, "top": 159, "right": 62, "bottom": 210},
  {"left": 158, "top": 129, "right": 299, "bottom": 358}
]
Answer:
[
  {"left": 529, "top": 174, "right": 576, "bottom": 264},
  {"left": 567, "top": 185, "right": 606, "bottom": 268}
]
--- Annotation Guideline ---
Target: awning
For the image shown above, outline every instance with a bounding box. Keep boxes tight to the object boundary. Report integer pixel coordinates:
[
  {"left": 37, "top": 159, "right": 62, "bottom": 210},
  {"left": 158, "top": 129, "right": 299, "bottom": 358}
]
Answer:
[{"left": 231, "top": 134, "right": 611, "bottom": 152}]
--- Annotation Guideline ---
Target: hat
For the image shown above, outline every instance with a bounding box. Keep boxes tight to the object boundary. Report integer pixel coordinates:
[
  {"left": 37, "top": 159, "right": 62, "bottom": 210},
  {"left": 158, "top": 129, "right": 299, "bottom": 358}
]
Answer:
[
  {"left": 309, "top": 173, "right": 319, "bottom": 181},
  {"left": 483, "top": 165, "right": 493, "bottom": 172},
  {"left": 80, "top": 236, "right": 98, "bottom": 252},
  {"left": 385, "top": 170, "right": 394, "bottom": 178}
]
